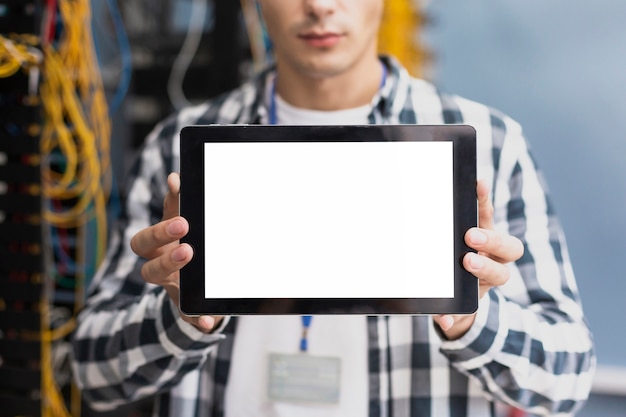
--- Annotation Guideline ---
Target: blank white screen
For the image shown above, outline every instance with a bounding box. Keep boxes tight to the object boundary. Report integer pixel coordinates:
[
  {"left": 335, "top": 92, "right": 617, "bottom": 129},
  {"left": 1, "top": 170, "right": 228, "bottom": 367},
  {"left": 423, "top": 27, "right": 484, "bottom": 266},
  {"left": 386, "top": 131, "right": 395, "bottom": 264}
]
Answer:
[{"left": 203, "top": 141, "right": 453, "bottom": 299}]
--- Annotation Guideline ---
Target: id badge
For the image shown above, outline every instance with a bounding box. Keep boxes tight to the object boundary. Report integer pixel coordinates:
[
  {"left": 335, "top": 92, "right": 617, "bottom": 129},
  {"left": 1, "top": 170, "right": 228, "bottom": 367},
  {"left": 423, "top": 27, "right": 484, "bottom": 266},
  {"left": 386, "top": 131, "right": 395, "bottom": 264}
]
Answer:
[{"left": 267, "top": 352, "right": 341, "bottom": 404}]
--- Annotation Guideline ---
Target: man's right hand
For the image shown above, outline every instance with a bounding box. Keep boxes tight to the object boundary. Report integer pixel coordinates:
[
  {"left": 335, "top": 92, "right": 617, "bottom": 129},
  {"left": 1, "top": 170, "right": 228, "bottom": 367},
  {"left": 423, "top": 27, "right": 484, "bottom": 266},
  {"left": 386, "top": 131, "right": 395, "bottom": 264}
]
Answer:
[{"left": 130, "top": 172, "right": 222, "bottom": 333}]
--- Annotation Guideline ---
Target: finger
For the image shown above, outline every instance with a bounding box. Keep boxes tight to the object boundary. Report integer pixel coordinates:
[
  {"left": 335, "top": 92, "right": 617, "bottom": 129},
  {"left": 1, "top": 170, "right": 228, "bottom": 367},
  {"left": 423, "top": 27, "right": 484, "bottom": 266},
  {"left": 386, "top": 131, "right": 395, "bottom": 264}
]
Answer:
[
  {"left": 163, "top": 172, "right": 181, "bottom": 220},
  {"left": 140, "top": 242, "right": 193, "bottom": 286},
  {"left": 476, "top": 179, "right": 494, "bottom": 230},
  {"left": 131, "top": 216, "right": 189, "bottom": 259},
  {"left": 176, "top": 312, "right": 222, "bottom": 332},
  {"left": 434, "top": 314, "right": 455, "bottom": 331},
  {"left": 465, "top": 227, "right": 524, "bottom": 264},
  {"left": 179, "top": 315, "right": 224, "bottom": 333},
  {"left": 433, "top": 314, "right": 477, "bottom": 340},
  {"left": 192, "top": 315, "right": 224, "bottom": 332},
  {"left": 463, "top": 252, "right": 510, "bottom": 290}
]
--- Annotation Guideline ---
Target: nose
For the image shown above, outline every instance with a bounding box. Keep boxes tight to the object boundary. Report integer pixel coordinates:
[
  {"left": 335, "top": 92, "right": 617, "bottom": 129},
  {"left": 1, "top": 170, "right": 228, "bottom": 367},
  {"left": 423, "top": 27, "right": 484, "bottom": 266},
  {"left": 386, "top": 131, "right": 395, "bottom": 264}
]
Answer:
[{"left": 303, "top": 0, "right": 337, "bottom": 19}]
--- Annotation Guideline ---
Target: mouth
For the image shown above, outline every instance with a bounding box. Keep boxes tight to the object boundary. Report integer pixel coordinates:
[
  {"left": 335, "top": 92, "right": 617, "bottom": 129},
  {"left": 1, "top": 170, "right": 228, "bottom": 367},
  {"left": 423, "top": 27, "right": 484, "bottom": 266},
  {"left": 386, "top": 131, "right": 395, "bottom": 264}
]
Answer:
[{"left": 298, "top": 31, "right": 344, "bottom": 48}]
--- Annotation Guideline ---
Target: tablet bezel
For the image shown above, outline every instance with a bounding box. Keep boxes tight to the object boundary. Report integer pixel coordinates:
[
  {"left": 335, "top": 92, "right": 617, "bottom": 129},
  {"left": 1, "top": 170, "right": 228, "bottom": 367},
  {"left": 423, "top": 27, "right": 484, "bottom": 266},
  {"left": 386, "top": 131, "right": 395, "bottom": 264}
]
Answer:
[{"left": 179, "top": 124, "right": 477, "bottom": 315}]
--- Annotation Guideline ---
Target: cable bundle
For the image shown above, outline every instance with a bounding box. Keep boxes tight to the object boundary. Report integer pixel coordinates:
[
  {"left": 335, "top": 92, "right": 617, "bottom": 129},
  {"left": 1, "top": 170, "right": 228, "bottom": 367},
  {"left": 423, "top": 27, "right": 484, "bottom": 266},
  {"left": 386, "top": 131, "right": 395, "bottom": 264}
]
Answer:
[
  {"left": 39, "top": 1, "right": 112, "bottom": 412},
  {"left": 41, "top": 0, "right": 112, "bottom": 267},
  {"left": 0, "top": 33, "right": 42, "bottom": 79}
]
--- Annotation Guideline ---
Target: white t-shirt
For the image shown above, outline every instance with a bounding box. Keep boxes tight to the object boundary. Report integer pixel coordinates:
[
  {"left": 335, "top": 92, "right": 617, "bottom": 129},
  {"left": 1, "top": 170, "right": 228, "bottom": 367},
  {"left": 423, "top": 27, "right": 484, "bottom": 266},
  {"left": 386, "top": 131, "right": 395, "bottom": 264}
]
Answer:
[
  {"left": 270, "top": 94, "right": 372, "bottom": 126},
  {"left": 224, "top": 95, "right": 372, "bottom": 417}
]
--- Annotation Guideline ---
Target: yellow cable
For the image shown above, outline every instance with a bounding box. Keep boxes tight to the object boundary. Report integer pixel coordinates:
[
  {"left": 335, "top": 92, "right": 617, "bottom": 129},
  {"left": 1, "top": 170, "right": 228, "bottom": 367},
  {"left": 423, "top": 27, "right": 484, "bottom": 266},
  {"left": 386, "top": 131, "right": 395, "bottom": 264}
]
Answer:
[
  {"left": 38, "top": 0, "right": 111, "bottom": 265},
  {"left": 43, "top": 3, "right": 112, "bottom": 411},
  {"left": 40, "top": 300, "right": 73, "bottom": 417},
  {"left": 0, "top": 34, "right": 42, "bottom": 77}
]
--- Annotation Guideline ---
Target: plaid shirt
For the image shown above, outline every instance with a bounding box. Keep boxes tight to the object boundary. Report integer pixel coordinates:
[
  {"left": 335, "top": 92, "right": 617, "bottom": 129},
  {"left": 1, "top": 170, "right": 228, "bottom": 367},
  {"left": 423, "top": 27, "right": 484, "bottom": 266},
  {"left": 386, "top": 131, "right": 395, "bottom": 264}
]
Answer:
[{"left": 72, "top": 57, "right": 595, "bottom": 417}]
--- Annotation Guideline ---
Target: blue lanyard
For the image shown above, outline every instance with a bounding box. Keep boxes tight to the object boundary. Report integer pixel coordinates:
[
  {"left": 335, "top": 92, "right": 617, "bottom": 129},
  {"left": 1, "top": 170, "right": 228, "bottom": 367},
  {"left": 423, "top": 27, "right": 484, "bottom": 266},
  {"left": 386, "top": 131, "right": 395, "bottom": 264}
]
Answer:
[
  {"left": 300, "top": 315, "right": 313, "bottom": 352},
  {"left": 268, "top": 60, "right": 387, "bottom": 125}
]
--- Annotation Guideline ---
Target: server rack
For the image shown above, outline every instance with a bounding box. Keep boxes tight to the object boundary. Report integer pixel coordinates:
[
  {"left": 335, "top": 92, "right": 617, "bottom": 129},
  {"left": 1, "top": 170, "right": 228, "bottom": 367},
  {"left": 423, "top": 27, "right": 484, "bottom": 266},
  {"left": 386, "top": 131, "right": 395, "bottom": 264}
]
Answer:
[{"left": 0, "top": 2, "right": 45, "bottom": 416}]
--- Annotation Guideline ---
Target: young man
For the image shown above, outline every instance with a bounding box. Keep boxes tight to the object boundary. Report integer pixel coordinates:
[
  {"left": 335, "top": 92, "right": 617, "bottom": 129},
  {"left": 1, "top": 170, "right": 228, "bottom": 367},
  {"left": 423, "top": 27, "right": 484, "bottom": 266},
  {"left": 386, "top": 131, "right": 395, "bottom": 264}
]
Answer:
[{"left": 72, "top": 1, "right": 595, "bottom": 416}]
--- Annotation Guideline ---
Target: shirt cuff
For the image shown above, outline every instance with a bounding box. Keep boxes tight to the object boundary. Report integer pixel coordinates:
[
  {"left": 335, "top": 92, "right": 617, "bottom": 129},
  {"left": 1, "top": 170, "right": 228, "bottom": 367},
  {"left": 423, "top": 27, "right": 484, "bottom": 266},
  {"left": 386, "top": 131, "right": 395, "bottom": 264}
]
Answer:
[
  {"left": 439, "top": 289, "right": 509, "bottom": 369},
  {"left": 156, "top": 291, "right": 228, "bottom": 357}
]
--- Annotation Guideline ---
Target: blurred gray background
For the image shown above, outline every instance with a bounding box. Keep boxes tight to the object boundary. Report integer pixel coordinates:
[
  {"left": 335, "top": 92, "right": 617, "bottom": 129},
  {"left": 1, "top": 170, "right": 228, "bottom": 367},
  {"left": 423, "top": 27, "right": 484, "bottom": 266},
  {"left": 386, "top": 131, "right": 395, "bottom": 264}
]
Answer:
[{"left": 426, "top": 1, "right": 626, "bottom": 415}]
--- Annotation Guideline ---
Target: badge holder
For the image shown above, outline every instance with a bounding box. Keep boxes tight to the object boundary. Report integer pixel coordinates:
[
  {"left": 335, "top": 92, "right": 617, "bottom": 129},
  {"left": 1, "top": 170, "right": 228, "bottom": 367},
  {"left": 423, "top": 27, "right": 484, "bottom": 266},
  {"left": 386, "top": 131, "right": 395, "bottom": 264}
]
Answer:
[{"left": 267, "top": 316, "right": 342, "bottom": 405}]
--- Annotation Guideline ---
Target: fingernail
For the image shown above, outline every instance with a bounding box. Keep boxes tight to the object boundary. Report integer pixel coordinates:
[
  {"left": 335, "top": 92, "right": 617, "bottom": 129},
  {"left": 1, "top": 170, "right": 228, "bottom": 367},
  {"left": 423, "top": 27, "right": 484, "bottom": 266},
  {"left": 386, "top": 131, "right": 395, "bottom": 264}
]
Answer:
[
  {"left": 469, "top": 229, "right": 487, "bottom": 245},
  {"left": 469, "top": 252, "right": 484, "bottom": 270},
  {"left": 167, "top": 219, "right": 185, "bottom": 236},
  {"left": 198, "top": 316, "right": 214, "bottom": 332},
  {"left": 171, "top": 246, "right": 187, "bottom": 262},
  {"left": 440, "top": 315, "right": 454, "bottom": 330}
]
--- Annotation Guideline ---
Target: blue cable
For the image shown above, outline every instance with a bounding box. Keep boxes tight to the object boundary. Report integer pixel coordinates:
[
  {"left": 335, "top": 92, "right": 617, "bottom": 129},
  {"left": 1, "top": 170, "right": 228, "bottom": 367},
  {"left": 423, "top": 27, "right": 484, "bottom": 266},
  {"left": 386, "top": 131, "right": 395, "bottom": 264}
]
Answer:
[
  {"left": 106, "top": 0, "right": 132, "bottom": 115},
  {"left": 93, "top": 0, "right": 132, "bottom": 115},
  {"left": 254, "top": 0, "right": 274, "bottom": 64}
]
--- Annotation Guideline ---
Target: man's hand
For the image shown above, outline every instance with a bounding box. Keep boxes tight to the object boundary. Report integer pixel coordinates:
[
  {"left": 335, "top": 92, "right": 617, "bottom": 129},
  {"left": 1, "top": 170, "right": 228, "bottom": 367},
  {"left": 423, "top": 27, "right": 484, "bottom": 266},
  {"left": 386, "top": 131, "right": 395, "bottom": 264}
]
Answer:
[
  {"left": 433, "top": 179, "right": 524, "bottom": 340},
  {"left": 130, "top": 173, "right": 222, "bottom": 333}
]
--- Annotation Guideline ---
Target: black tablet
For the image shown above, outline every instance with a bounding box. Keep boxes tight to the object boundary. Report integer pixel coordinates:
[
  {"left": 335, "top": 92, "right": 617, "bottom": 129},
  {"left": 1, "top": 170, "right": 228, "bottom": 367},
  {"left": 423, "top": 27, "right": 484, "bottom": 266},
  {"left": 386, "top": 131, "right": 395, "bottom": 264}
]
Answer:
[{"left": 179, "top": 124, "right": 477, "bottom": 315}]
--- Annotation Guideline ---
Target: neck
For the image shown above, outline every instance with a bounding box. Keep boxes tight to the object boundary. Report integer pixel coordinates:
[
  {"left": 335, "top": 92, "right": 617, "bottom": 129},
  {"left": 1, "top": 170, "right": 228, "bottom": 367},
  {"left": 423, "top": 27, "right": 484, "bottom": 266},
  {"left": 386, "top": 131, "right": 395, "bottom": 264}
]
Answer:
[{"left": 274, "top": 57, "right": 383, "bottom": 111}]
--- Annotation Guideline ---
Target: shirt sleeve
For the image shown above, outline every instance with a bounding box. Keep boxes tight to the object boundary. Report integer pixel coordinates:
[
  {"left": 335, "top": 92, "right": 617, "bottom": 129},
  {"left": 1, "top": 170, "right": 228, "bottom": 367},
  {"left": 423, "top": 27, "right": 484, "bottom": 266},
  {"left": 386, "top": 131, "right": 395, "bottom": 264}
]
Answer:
[
  {"left": 438, "top": 117, "right": 596, "bottom": 416},
  {"left": 71, "top": 117, "right": 226, "bottom": 411}
]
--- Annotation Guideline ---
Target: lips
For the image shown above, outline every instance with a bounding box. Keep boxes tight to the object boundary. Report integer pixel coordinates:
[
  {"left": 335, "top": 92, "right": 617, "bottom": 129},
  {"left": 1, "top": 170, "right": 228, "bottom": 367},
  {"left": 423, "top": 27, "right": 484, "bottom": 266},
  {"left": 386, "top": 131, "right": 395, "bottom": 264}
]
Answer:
[{"left": 298, "top": 32, "right": 343, "bottom": 48}]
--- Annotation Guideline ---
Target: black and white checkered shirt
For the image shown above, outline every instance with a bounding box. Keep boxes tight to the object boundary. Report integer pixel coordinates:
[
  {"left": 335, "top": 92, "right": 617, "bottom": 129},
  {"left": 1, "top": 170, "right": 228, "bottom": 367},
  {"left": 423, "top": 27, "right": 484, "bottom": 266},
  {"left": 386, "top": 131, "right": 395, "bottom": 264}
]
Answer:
[{"left": 72, "top": 56, "right": 595, "bottom": 417}]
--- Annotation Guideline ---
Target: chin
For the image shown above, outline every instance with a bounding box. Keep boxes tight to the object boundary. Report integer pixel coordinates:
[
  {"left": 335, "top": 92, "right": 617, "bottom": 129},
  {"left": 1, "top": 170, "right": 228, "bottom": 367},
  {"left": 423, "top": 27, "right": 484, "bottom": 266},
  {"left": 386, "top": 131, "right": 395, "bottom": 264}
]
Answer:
[{"left": 296, "top": 57, "right": 353, "bottom": 79}]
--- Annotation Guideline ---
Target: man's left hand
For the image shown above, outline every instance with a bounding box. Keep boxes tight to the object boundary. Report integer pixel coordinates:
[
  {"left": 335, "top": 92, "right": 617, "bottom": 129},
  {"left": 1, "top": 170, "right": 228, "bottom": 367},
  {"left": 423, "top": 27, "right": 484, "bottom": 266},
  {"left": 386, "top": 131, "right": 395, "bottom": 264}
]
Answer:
[{"left": 434, "top": 179, "right": 524, "bottom": 340}]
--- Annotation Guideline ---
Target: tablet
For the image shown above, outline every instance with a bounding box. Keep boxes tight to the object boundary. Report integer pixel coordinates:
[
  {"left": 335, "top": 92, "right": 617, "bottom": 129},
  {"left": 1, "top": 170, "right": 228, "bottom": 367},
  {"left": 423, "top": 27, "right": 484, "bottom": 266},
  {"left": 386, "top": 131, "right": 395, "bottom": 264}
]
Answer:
[{"left": 179, "top": 124, "right": 477, "bottom": 315}]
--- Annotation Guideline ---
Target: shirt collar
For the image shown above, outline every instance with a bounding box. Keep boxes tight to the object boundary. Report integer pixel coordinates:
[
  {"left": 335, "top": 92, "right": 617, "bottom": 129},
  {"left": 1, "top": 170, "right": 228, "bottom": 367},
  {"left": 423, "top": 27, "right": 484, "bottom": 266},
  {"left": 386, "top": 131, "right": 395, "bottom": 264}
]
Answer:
[{"left": 246, "top": 55, "right": 409, "bottom": 125}]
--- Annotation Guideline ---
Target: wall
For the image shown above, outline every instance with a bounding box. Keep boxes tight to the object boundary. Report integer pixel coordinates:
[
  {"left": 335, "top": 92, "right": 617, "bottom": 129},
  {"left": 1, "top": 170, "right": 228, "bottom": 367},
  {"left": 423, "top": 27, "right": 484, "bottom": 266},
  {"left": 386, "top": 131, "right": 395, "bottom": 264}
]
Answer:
[{"left": 425, "top": 1, "right": 626, "bottom": 414}]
